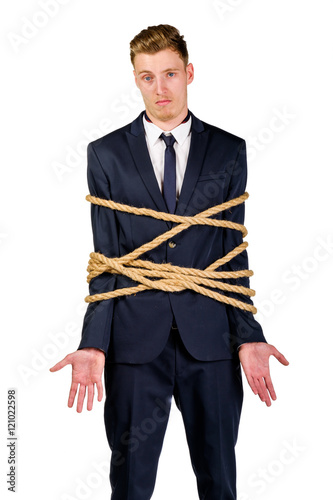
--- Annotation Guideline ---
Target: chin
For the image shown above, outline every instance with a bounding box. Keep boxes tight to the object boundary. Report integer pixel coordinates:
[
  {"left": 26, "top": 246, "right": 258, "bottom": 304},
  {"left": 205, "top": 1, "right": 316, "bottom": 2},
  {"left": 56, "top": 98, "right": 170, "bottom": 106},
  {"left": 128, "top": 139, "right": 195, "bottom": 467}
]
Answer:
[{"left": 156, "top": 108, "right": 176, "bottom": 121}]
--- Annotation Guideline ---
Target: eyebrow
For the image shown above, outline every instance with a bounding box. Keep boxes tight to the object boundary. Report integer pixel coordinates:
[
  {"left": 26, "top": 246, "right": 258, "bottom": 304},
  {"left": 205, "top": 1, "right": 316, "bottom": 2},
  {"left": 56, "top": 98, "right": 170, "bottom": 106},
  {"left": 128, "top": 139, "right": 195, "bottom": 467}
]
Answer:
[{"left": 137, "top": 68, "right": 180, "bottom": 75}]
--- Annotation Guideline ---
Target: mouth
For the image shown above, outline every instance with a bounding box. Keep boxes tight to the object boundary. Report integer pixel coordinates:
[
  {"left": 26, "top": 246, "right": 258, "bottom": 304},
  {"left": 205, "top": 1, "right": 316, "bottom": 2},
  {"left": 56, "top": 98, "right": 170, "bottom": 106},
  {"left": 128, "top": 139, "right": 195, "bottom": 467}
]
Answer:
[{"left": 156, "top": 99, "right": 171, "bottom": 106}]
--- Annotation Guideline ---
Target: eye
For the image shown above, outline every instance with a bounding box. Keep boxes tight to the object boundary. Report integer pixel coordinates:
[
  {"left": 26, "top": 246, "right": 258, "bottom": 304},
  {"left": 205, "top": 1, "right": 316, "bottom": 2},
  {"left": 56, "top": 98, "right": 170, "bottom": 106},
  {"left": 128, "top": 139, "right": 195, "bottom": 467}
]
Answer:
[
  {"left": 167, "top": 72, "right": 175, "bottom": 77},
  {"left": 143, "top": 75, "right": 152, "bottom": 82}
]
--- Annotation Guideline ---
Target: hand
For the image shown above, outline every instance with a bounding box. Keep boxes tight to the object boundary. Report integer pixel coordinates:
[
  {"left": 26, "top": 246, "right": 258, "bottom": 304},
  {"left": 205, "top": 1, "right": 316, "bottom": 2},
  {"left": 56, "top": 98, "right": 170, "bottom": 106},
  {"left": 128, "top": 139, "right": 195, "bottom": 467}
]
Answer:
[
  {"left": 50, "top": 348, "right": 105, "bottom": 412},
  {"left": 238, "top": 342, "right": 289, "bottom": 407}
]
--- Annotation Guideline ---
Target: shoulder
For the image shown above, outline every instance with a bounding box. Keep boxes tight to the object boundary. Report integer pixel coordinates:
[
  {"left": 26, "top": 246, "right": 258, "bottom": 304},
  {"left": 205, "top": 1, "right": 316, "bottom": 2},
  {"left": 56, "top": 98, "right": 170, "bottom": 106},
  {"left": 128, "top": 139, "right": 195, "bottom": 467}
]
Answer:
[
  {"left": 87, "top": 120, "right": 133, "bottom": 154},
  {"left": 192, "top": 114, "right": 246, "bottom": 160},
  {"left": 201, "top": 118, "right": 245, "bottom": 144},
  {"left": 191, "top": 112, "right": 245, "bottom": 150}
]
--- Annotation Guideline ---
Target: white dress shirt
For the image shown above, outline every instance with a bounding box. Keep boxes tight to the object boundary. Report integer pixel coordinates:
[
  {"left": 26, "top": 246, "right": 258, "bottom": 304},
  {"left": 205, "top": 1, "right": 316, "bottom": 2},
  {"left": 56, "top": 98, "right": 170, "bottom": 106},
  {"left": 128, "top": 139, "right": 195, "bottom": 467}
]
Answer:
[{"left": 142, "top": 114, "right": 192, "bottom": 200}]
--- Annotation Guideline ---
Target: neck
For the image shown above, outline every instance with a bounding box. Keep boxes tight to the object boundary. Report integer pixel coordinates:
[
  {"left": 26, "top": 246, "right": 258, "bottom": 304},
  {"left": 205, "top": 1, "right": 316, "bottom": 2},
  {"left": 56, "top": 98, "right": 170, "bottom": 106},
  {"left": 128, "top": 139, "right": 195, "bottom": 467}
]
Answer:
[{"left": 146, "top": 107, "right": 189, "bottom": 131}]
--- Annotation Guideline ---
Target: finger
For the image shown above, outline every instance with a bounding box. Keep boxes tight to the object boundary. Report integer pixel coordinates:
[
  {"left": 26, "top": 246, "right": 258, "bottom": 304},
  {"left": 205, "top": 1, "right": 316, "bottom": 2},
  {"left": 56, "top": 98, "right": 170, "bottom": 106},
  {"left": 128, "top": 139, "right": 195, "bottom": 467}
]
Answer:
[
  {"left": 96, "top": 379, "right": 104, "bottom": 402},
  {"left": 76, "top": 384, "right": 86, "bottom": 413},
  {"left": 253, "top": 378, "right": 266, "bottom": 402},
  {"left": 264, "top": 373, "right": 276, "bottom": 401},
  {"left": 242, "top": 369, "right": 258, "bottom": 395},
  {"left": 249, "top": 376, "right": 260, "bottom": 397},
  {"left": 257, "top": 377, "right": 271, "bottom": 406},
  {"left": 87, "top": 384, "right": 94, "bottom": 411},
  {"left": 68, "top": 382, "right": 78, "bottom": 408},
  {"left": 49, "top": 356, "right": 71, "bottom": 372}
]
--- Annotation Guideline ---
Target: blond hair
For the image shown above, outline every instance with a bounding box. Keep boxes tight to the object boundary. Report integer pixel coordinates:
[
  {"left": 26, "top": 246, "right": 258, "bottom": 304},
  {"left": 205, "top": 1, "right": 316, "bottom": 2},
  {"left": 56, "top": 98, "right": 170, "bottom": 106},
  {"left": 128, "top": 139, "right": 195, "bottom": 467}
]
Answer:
[{"left": 130, "top": 24, "right": 189, "bottom": 67}]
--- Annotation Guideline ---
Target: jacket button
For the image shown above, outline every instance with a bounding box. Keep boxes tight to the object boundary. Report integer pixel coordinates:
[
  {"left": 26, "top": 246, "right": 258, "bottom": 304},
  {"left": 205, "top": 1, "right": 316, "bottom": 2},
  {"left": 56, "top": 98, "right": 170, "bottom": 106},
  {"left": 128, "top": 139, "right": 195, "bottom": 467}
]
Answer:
[{"left": 168, "top": 240, "right": 176, "bottom": 249}]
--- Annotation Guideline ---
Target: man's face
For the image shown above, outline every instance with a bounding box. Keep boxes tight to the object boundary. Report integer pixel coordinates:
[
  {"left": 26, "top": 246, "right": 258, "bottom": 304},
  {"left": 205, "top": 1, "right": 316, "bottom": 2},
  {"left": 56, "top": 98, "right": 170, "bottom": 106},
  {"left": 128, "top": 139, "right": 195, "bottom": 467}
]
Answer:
[{"left": 133, "top": 48, "right": 194, "bottom": 126}]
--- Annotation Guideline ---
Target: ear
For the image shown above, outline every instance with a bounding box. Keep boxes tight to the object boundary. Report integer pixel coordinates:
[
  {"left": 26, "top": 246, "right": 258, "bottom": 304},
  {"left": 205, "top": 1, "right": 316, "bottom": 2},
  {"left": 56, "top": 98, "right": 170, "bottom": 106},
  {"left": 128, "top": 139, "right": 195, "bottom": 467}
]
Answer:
[
  {"left": 186, "top": 63, "right": 194, "bottom": 85},
  {"left": 133, "top": 69, "right": 139, "bottom": 88}
]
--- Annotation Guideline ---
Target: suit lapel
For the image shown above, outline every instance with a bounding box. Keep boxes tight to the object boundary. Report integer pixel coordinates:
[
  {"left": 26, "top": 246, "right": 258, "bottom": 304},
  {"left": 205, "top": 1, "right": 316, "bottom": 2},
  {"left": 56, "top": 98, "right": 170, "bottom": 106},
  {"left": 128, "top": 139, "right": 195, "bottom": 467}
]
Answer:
[
  {"left": 175, "top": 113, "right": 209, "bottom": 216},
  {"left": 126, "top": 112, "right": 169, "bottom": 214},
  {"left": 126, "top": 111, "right": 210, "bottom": 219}
]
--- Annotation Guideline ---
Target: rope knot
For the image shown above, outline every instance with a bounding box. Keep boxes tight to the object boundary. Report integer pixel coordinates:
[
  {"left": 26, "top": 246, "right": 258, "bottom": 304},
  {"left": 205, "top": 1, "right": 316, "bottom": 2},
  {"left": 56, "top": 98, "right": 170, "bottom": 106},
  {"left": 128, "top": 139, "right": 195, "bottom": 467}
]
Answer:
[{"left": 84, "top": 192, "right": 257, "bottom": 314}]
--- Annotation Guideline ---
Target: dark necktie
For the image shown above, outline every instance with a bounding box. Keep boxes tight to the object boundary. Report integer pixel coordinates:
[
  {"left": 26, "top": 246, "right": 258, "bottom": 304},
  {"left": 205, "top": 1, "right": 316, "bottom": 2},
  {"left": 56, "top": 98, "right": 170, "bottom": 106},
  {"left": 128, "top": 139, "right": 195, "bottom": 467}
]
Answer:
[{"left": 160, "top": 133, "right": 176, "bottom": 213}]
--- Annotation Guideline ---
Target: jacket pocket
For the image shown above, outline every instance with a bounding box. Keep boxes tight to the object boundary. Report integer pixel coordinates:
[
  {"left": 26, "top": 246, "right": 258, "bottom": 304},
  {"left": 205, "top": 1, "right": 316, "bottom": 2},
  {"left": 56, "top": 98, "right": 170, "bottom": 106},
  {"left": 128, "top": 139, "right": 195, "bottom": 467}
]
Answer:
[{"left": 196, "top": 172, "right": 226, "bottom": 182}]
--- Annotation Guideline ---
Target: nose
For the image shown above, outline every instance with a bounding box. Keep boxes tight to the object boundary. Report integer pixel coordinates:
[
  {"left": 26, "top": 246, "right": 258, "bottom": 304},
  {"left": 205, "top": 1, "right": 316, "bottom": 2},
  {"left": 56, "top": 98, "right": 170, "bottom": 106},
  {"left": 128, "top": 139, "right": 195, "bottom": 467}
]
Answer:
[{"left": 155, "top": 76, "right": 168, "bottom": 95}]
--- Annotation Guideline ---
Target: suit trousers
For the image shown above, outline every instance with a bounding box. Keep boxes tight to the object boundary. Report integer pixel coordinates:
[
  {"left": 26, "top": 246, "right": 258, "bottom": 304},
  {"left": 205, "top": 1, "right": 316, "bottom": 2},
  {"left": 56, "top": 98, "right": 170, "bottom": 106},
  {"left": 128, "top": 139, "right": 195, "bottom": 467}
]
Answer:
[{"left": 104, "top": 321, "right": 244, "bottom": 500}]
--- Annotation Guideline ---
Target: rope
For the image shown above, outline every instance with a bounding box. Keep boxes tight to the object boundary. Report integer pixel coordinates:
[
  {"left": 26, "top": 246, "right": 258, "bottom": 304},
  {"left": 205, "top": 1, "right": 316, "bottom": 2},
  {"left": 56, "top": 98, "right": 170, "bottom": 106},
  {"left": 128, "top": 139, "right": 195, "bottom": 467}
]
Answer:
[{"left": 84, "top": 191, "right": 257, "bottom": 313}]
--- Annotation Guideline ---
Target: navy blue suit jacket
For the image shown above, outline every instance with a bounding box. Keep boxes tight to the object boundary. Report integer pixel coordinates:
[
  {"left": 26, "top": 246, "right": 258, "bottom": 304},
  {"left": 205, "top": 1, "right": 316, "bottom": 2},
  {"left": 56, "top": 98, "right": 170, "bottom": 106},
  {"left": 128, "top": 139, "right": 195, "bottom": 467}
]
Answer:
[{"left": 78, "top": 111, "right": 266, "bottom": 363}]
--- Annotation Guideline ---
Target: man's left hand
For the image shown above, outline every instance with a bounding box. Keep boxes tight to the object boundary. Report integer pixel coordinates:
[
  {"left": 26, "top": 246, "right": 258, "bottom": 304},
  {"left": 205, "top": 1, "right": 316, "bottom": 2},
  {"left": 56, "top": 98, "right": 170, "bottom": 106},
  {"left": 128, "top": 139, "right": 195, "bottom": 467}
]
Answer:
[{"left": 238, "top": 342, "right": 289, "bottom": 406}]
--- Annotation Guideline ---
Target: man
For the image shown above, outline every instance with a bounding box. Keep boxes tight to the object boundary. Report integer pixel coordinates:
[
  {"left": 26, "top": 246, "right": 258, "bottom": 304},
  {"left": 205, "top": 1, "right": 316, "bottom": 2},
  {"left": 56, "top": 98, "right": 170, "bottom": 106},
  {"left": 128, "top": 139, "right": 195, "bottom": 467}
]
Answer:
[{"left": 51, "top": 24, "right": 288, "bottom": 500}]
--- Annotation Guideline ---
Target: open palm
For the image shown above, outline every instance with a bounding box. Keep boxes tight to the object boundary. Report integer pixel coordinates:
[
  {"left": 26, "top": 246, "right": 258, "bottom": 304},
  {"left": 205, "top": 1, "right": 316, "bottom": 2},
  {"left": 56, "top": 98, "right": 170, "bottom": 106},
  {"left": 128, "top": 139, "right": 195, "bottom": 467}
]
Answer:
[{"left": 50, "top": 347, "right": 105, "bottom": 412}]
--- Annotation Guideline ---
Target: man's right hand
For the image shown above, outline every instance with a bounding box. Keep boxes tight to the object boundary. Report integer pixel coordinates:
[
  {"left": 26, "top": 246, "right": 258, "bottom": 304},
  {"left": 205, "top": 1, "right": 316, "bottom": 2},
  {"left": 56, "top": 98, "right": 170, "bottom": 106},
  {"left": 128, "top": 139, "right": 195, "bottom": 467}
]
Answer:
[{"left": 50, "top": 348, "right": 105, "bottom": 413}]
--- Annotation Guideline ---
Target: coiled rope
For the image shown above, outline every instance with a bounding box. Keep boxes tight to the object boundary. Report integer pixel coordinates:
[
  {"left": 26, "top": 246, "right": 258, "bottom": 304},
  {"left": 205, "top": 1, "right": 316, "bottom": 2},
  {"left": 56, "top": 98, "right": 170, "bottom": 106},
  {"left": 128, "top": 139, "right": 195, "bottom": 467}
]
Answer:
[{"left": 84, "top": 191, "right": 257, "bottom": 313}]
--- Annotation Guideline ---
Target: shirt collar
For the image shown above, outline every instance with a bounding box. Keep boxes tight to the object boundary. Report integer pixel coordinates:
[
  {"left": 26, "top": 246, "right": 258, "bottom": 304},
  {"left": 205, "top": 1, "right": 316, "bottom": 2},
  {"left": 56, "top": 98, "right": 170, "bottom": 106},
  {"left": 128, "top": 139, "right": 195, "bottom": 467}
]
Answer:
[{"left": 143, "top": 111, "right": 192, "bottom": 147}]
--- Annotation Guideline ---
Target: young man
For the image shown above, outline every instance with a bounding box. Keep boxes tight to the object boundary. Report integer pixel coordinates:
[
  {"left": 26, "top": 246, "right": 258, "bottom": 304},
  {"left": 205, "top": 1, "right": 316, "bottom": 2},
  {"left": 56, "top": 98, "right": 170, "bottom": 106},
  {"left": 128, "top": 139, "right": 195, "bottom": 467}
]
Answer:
[{"left": 51, "top": 24, "right": 288, "bottom": 500}]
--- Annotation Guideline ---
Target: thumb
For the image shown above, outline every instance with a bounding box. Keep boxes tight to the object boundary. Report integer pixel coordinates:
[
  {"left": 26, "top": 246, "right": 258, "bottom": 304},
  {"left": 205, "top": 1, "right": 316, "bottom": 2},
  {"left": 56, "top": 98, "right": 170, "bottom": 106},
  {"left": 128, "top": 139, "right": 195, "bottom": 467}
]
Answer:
[
  {"left": 49, "top": 354, "right": 72, "bottom": 373},
  {"left": 272, "top": 348, "right": 289, "bottom": 366}
]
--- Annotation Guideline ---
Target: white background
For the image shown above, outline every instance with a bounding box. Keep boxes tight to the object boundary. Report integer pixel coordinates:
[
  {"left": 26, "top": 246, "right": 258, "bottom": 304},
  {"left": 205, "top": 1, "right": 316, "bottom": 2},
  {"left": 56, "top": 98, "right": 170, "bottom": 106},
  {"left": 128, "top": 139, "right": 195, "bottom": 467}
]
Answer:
[{"left": 1, "top": 1, "right": 332, "bottom": 499}]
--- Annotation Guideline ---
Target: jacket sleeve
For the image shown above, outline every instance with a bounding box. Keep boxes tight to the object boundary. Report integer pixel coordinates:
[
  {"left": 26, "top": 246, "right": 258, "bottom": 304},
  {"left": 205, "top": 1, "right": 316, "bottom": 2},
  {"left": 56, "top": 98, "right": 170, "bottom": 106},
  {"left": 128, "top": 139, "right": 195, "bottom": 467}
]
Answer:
[
  {"left": 222, "top": 139, "right": 267, "bottom": 352},
  {"left": 77, "top": 142, "right": 119, "bottom": 353}
]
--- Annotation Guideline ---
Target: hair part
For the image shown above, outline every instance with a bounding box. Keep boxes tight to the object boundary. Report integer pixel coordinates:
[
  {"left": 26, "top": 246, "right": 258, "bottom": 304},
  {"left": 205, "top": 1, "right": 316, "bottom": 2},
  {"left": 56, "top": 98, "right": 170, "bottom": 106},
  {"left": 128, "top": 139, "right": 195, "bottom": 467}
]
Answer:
[{"left": 130, "top": 24, "right": 189, "bottom": 68}]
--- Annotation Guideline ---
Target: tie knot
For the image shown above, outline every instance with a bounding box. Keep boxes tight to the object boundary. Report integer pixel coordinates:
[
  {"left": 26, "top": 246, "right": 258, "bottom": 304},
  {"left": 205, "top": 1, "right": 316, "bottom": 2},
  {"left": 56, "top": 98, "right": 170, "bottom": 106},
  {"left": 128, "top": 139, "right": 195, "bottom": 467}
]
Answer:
[{"left": 160, "top": 133, "right": 176, "bottom": 148}]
